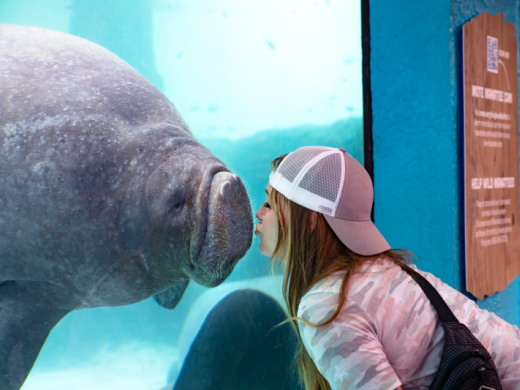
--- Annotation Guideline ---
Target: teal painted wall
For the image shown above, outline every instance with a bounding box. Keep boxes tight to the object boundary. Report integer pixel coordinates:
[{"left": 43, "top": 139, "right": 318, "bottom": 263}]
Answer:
[{"left": 371, "top": 0, "right": 520, "bottom": 326}]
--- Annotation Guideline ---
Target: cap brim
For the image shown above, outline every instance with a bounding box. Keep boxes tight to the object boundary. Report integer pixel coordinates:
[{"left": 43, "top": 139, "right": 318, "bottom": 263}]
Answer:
[{"left": 323, "top": 214, "right": 391, "bottom": 256}]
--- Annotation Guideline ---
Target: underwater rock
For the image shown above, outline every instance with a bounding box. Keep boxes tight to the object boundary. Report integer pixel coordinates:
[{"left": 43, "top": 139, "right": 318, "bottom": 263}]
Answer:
[
  {"left": 0, "top": 24, "right": 253, "bottom": 390},
  {"left": 167, "top": 289, "right": 302, "bottom": 390},
  {"left": 167, "top": 276, "right": 286, "bottom": 384}
]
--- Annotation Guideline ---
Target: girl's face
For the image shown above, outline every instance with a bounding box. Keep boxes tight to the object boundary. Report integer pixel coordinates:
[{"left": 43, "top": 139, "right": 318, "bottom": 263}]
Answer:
[{"left": 255, "top": 184, "right": 279, "bottom": 258}]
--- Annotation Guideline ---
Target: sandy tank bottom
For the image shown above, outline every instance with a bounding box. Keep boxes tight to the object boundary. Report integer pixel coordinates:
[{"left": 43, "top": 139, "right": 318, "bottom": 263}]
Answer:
[{"left": 22, "top": 344, "right": 177, "bottom": 390}]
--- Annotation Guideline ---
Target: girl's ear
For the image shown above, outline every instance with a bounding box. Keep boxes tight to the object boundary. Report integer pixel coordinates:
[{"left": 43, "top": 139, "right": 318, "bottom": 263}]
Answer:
[{"left": 309, "top": 211, "right": 318, "bottom": 233}]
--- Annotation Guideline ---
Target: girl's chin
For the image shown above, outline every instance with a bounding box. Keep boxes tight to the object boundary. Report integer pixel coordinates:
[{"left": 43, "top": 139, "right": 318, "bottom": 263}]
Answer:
[{"left": 259, "top": 245, "right": 273, "bottom": 258}]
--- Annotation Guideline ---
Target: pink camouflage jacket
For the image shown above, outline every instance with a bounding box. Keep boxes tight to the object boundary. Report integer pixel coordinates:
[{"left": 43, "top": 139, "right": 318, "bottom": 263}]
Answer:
[{"left": 298, "top": 259, "right": 520, "bottom": 389}]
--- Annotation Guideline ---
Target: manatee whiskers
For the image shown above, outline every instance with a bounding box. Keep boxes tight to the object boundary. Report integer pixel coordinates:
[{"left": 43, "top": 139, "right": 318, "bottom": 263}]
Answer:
[{"left": 242, "top": 179, "right": 258, "bottom": 216}]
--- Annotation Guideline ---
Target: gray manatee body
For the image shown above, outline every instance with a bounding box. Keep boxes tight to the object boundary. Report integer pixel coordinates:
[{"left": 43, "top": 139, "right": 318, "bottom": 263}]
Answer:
[{"left": 0, "top": 24, "right": 253, "bottom": 389}]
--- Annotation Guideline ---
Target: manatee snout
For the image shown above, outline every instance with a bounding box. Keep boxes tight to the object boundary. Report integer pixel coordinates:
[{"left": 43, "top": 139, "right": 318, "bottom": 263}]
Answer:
[
  {"left": 194, "top": 171, "right": 253, "bottom": 286},
  {"left": 146, "top": 157, "right": 253, "bottom": 287}
]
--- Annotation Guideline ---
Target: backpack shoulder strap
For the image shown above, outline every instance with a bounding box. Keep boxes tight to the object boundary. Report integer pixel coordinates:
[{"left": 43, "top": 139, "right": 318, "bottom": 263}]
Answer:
[{"left": 408, "top": 268, "right": 459, "bottom": 323}]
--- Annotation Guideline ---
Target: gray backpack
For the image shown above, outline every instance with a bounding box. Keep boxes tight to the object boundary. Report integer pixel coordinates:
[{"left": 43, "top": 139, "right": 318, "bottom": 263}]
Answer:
[{"left": 409, "top": 269, "right": 502, "bottom": 390}]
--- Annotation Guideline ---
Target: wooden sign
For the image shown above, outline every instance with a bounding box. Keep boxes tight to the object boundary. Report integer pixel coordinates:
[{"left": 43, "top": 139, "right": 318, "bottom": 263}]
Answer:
[{"left": 463, "top": 12, "right": 520, "bottom": 299}]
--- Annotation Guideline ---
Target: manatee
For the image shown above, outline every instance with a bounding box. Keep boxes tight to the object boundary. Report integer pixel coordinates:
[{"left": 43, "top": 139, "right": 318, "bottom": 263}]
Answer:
[
  {"left": 169, "top": 289, "right": 302, "bottom": 390},
  {"left": 0, "top": 24, "right": 253, "bottom": 390}
]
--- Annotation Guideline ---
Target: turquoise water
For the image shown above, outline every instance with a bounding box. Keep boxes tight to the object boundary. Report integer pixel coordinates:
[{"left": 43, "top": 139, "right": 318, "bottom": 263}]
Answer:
[{"left": 0, "top": 1, "right": 363, "bottom": 389}]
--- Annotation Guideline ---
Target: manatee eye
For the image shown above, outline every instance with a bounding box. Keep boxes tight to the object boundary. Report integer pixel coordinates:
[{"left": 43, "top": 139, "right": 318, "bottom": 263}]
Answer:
[
  {"left": 168, "top": 185, "right": 188, "bottom": 214},
  {"left": 168, "top": 201, "right": 184, "bottom": 214}
]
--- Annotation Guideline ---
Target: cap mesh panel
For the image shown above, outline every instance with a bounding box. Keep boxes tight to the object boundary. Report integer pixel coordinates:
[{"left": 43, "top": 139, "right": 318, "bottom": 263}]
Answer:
[
  {"left": 277, "top": 147, "right": 330, "bottom": 182},
  {"left": 298, "top": 153, "right": 341, "bottom": 202}
]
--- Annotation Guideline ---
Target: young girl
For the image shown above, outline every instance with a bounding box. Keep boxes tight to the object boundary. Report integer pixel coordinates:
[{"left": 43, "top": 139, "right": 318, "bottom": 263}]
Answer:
[{"left": 254, "top": 146, "right": 520, "bottom": 390}]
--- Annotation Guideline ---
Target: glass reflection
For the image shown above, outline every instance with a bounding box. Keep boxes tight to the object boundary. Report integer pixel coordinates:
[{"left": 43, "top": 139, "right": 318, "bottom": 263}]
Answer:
[{"left": 0, "top": 1, "right": 363, "bottom": 389}]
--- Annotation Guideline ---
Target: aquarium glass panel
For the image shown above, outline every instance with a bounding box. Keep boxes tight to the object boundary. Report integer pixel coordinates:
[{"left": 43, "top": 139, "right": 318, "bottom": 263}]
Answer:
[{"left": 0, "top": 1, "right": 363, "bottom": 389}]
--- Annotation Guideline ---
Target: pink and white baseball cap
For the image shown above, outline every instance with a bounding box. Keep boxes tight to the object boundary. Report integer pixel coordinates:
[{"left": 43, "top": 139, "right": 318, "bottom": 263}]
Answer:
[{"left": 269, "top": 146, "right": 390, "bottom": 256}]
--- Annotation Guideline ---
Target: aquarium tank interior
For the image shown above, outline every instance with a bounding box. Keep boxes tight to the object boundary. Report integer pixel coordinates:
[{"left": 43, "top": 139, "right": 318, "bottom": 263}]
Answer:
[{"left": 0, "top": 0, "right": 363, "bottom": 389}]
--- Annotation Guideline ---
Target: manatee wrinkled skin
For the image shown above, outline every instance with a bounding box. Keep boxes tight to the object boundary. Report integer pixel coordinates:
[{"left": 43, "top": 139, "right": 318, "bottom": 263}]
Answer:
[{"left": 0, "top": 24, "right": 253, "bottom": 389}]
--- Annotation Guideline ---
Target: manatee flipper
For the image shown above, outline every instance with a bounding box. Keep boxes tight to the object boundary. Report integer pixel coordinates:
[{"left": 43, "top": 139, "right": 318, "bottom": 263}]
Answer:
[
  {"left": 153, "top": 280, "right": 190, "bottom": 309},
  {"left": 0, "top": 281, "right": 75, "bottom": 390}
]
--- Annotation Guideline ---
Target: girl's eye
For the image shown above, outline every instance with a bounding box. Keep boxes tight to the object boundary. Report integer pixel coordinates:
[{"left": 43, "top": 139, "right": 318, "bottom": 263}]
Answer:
[{"left": 263, "top": 202, "right": 271, "bottom": 209}]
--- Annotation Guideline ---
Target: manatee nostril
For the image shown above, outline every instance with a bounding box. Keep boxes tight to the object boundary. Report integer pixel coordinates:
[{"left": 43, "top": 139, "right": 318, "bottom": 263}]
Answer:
[{"left": 220, "top": 181, "right": 231, "bottom": 197}]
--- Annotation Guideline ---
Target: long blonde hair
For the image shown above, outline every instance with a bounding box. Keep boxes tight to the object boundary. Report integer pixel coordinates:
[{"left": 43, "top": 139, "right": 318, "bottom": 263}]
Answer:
[{"left": 269, "top": 155, "right": 414, "bottom": 390}]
